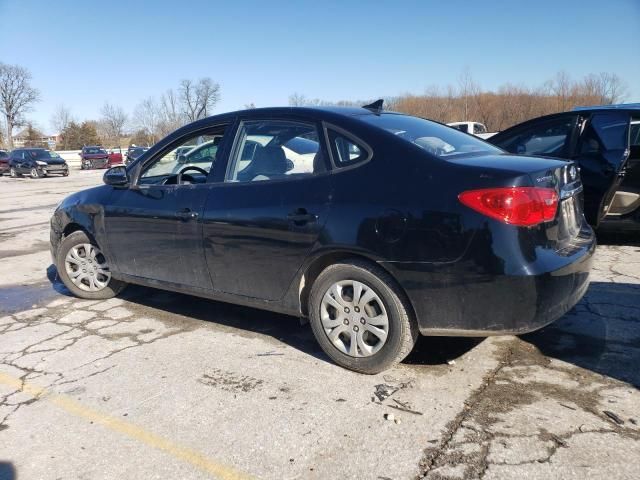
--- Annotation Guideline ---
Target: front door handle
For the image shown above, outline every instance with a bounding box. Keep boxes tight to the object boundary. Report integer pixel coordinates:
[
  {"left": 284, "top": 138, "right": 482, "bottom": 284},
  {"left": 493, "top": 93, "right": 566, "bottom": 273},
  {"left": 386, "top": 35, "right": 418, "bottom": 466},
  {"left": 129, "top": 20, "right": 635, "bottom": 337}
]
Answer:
[
  {"left": 287, "top": 208, "right": 317, "bottom": 225},
  {"left": 176, "top": 208, "right": 199, "bottom": 220}
]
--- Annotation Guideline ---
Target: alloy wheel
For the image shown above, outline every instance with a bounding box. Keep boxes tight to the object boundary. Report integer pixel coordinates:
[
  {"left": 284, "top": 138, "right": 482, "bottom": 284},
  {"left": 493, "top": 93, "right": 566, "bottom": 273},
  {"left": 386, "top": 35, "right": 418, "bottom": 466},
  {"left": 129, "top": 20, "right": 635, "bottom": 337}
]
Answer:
[
  {"left": 320, "top": 280, "right": 389, "bottom": 357},
  {"left": 64, "top": 243, "right": 111, "bottom": 292},
  {"left": 10, "top": 168, "right": 16, "bottom": 178},
  {"left": 30, "top": 168, "right": 39, "bottom": 178}
]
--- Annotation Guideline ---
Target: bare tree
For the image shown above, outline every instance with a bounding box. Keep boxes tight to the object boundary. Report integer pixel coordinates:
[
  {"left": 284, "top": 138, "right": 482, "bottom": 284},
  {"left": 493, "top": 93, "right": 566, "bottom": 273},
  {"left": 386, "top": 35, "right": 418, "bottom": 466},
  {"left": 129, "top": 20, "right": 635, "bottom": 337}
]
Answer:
[
  {"left": 598, "top": 72, "right": 628, "bottom": 104},
  {"left": 0, "top": 62, "right": 40, "bottom": 149},
  {"left": 179, "top": 78, "right": 220, "bottom": 122},
  {"left": 50, "top": 104, "right": 72, "bottom": 134},
  {"left": 133, "top": 97, "right": 161, "bottom": 144},
  {"left": 244, "top": 102, "right": 256, "bottom": 109},
  {"left": 157, "top": 89, "right": 185, "bottom": 136},
  {"left": 288, "top": 93, "right": 307, "bottom": 106},
  {"left": 458, "top": 67, "right": 478, "bottom": 119},
  {"left": 100, "top": 102, "right": 128, "bottom": 140}
]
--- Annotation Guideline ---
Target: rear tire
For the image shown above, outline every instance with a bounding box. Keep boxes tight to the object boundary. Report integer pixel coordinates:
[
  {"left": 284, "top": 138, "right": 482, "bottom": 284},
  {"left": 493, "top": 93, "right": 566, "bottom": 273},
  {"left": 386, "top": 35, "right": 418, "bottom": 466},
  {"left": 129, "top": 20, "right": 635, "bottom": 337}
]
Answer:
[
  {"left": 56, "top": 230, "right": 127, "bottom": 299},
  {"left": 10, "top": 167, "right": 20, "bottom": 178},
  {"left": 308, "top": 260, "right": 418, "bottom": 374}
]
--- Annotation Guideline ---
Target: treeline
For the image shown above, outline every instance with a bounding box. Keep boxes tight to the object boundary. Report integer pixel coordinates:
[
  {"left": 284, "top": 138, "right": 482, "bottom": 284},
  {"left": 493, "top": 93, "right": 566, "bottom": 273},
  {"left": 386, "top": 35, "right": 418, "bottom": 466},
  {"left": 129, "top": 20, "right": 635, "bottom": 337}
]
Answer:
[{"left": 290, "top": 71, "right": 629, "bottom": 132}]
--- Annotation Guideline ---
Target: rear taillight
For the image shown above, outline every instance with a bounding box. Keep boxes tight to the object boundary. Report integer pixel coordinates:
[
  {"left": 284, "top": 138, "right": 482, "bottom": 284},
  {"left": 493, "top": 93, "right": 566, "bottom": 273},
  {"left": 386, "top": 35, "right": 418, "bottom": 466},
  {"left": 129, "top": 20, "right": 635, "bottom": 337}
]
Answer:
[{"left": 459, "top": 187, "right": 558, "bottom": 227}]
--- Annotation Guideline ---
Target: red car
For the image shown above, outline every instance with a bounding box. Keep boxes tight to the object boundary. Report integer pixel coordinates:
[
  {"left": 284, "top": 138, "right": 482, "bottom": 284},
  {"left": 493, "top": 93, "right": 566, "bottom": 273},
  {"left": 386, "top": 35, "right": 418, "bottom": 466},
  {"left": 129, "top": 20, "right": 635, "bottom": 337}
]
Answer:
[
  {"left": 107, "top": 148, "right": 124, "bottom": 166},
  {"left": 80, "top": 146, "right": 109, "bottom": 169},
  {"left": 0, "top": 150, "right": 9, "bottom": 175}
]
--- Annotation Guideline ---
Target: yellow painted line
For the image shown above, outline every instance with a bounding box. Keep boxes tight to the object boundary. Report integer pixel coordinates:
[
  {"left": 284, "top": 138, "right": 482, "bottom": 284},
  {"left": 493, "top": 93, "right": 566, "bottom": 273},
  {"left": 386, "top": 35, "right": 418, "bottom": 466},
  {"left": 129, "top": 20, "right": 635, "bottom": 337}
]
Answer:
[{"left": 0, "top": 371, "right": 252, "bottom": 480}]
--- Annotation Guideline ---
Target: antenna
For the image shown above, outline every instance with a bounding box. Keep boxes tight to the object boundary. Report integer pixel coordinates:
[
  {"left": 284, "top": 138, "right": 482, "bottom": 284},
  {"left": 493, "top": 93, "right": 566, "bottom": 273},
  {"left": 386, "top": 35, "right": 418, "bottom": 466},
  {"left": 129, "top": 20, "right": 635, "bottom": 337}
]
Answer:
[{"left": 362, "top": 99, "right": 384, "bottom": 114}]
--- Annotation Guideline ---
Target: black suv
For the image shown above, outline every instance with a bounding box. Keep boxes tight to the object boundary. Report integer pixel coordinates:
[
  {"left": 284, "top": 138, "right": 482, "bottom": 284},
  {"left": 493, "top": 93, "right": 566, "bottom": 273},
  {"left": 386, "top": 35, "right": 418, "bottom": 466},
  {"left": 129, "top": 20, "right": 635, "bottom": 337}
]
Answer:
[
  {"left": 125, "top": 146, "right": 149, "bottom": 165},
  {"left": 8, "top": 148, "right": 69, "bottom": 178},
  {"left": 489, "top": 104, "right": 640, "bottom": 232}
]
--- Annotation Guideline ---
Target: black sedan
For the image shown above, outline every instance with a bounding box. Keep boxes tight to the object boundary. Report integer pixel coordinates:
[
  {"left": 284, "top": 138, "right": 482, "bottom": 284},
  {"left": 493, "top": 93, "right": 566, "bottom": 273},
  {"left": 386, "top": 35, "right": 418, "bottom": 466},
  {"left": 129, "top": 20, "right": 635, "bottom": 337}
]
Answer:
[
  {"left": 50, "top": 104, "right": 597, "bottom": 373},
  {"left": 9, "top": 148, "right": 69, "bottom": 178},
  {"left": 489, "top": 104, "right": 640, "bottom": 232}
]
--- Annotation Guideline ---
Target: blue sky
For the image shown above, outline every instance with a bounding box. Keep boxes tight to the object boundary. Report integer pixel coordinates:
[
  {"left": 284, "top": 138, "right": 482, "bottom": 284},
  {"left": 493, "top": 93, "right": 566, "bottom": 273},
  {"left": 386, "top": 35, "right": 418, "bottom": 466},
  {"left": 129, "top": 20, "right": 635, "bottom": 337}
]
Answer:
[{"left": 1, "top": 0, "right": 638, "bottom": 133}]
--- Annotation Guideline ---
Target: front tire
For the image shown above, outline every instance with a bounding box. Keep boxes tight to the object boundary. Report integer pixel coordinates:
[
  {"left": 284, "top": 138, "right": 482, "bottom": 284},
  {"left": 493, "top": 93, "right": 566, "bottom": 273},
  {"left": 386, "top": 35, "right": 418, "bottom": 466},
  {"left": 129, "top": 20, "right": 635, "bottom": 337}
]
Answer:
[
  {"left": 56, "top": 230, "right": 127, "bottom": 299},
  {"left": 308, "top": 260, "right": 418, "bottom": 374},
  {"left": 30, "top": 167, "right": 42, "bottom": 178}
]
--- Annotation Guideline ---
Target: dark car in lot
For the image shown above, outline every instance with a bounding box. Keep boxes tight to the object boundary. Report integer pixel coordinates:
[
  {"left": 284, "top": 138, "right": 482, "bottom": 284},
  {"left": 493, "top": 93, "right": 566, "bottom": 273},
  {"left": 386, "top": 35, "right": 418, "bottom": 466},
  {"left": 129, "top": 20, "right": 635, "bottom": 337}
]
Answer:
[
  {"left": 51, "top": 105, "right": 598, "bottom": 373},
  {"left": 0, "top": 150, "right": 9, "bottom": 175},
  {"left": 9, "top": 148, "right": 69, "bottom": 178},
  {"left": 125, "top": 146, "right": 149, "bottom": 165},
  {"left": 80, "top": 146, "right": 110, "bottom": 169},
  {"left": 489, "top": 104, "right": 640, "bottom": 231}
]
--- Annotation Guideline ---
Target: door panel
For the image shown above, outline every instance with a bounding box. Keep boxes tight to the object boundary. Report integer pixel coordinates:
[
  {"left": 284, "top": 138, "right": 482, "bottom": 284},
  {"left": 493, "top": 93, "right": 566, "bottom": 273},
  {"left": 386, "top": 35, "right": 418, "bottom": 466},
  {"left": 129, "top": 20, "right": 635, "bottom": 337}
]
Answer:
[
  {"left": 574, "top": 112, "right": 630, "bottom": 225},
  {"left": 201, "top": 175, "right": 332, "bottom": 300},
  {"left": 104, "top": 185, "right": 213, "bottom": 289}
]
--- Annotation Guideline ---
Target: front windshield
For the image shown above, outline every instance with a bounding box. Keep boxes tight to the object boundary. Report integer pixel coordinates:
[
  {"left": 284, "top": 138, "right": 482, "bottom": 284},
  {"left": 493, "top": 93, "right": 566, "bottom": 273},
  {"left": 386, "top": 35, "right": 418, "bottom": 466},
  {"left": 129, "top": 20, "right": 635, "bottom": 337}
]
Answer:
[
  {"left": 361, "top": 114, "right": 502, "bottom": 158},
  {"left": 86, "top": 147, "right": 106, "bottom": 154},
  {"left": 31, "top": 150, "right": 60, "bottom": 159}
]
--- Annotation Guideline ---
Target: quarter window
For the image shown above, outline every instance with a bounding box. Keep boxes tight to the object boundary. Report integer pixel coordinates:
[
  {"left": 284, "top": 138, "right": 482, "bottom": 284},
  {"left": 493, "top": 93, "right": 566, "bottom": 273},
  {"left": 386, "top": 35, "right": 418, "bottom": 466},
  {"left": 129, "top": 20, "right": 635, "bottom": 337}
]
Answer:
[
  {"left": 227, "top": 120, "right": 325, "bottom": 182},
  {"left": 327, "top": 130, "right": 369, "bottom": 167}
]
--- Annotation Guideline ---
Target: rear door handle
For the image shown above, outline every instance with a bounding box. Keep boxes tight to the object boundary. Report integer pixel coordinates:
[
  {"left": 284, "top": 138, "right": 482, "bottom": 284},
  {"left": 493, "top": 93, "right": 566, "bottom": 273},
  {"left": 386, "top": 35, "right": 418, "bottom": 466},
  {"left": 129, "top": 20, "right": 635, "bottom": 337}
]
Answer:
[
  {"left": 176, "top": 208, "right": 199, "bottom": 220},
  {"left": 287, "top": 208, "right": 317, "bottom": 225}
]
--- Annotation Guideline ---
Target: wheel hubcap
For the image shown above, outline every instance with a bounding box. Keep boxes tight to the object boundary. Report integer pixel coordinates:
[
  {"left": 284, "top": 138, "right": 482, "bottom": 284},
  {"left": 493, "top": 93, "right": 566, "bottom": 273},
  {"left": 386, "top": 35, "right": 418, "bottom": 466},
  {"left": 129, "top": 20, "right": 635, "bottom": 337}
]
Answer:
[
  {"left": 320, "top": 280, "right": 389, "bottom": 357},
  {"left": 31, "top": 168, "right": 38, "bottom": 178},
  {"left": 64, "top": 243, "right": 111, "bottom": 292}
]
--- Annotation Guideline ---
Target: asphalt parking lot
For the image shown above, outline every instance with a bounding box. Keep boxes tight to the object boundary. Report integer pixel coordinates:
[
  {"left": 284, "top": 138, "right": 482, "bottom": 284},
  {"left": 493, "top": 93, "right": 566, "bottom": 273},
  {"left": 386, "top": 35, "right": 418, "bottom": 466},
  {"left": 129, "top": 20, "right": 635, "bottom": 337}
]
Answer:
[{"left": 0, "top": 170, "right": 639, "bottom": 480}]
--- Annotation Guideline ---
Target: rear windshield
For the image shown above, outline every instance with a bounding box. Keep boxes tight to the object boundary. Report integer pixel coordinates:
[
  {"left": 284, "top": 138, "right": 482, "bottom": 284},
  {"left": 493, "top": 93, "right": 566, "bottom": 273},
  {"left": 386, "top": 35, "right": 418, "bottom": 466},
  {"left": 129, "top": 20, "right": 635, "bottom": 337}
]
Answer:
[{"left": 361, "top": 114, "right": 502, "bottom": 158}]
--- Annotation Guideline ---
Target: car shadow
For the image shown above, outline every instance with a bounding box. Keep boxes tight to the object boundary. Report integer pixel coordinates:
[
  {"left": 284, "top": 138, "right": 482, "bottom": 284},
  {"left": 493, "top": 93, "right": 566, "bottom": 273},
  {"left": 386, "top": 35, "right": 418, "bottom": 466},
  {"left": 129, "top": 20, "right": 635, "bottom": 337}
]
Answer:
[
  {"left": 521, "top": 281, "right": 640, "bottom": 388},
  {"left": 596, "top": 230, "right": 640, "bottom": 247},
  {"left": 45, "top": 265, "right": 483, "bottom": 368}
]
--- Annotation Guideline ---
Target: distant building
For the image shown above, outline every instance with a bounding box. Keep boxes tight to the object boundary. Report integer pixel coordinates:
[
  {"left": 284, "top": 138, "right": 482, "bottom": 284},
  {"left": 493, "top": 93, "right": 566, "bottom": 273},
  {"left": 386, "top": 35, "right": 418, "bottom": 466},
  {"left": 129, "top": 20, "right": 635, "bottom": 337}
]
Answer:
[{"left": 12, "top": 128, "right": 61, "bottom": 149}]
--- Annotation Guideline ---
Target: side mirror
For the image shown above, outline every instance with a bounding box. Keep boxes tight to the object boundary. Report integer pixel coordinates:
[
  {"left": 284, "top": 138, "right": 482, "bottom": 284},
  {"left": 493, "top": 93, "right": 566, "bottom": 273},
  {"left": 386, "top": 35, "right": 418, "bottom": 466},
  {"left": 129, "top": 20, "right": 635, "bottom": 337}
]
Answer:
[
  {"left": 177, "top": 153, "right": 187, "bottom": 164},
  {"left": 103, "top": 165, "right": 129, "bottom": 187}
]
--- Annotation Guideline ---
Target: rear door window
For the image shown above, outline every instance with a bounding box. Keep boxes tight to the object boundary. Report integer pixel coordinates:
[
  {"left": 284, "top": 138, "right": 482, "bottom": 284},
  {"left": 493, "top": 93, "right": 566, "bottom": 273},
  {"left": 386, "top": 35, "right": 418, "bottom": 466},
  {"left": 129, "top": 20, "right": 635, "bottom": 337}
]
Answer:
[
  {"left": 579, "top": 113, "right": 630, "bottom": 155},
  {"left": 226, "top": 120, "right": 325, "bottom": 182},
  {"left": 493, "top": 115, "right": 579, "bottom": 158}
]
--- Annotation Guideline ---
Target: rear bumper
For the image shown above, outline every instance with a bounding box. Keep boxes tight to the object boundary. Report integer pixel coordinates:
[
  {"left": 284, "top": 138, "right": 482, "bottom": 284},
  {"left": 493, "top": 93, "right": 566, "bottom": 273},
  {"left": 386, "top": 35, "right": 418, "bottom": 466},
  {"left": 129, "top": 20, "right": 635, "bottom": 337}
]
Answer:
[{"left": 382, "top": 232, "right": 596, "bottom": 336}]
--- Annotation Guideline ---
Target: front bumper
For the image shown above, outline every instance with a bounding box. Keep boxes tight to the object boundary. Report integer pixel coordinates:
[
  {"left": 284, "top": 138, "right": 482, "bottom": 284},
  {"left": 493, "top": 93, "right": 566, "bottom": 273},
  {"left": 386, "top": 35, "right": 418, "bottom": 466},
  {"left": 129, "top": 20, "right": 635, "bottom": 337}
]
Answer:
[
  {"left": 41, "top": 164, "right": 69, "bottom": 174},
  {"left": 383, "top": 234, "right": 596, "bottom": 336}
]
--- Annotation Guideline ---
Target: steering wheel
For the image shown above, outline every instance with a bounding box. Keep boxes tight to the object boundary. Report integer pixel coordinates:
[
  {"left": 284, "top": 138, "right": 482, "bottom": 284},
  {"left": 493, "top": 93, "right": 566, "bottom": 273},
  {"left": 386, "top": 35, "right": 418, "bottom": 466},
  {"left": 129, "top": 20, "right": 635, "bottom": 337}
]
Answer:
[{"left": 176, "top": 165, "right": 208, "bottom": 184}]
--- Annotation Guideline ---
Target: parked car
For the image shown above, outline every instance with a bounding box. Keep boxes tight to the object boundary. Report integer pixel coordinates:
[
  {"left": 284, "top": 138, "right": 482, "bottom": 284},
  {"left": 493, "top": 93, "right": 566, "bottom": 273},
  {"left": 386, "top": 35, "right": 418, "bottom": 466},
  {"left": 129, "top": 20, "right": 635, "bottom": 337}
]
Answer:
[
  {"left": 125, "top": 146, "right": 149, "bottom": 165},
  {"left": 488, "top": 104, "right": 640, "bottom": 231},
  {"left": 447, "top": 121, "right": 495, "bottom": 139},
  {"left": 9, "top": 148, "right": 69, "bottom": 178},
  {"left": 107, "top": 148, "right": 124, "bottom": 166},
  {"left": 80, "top": 146, "right": 110, "bottom": 169},
  {"left": 0, "top": 150, "right": 9, "bottom": 175},
  {"left": 51, "top": 104, "right": 599, "bottom": 373}
]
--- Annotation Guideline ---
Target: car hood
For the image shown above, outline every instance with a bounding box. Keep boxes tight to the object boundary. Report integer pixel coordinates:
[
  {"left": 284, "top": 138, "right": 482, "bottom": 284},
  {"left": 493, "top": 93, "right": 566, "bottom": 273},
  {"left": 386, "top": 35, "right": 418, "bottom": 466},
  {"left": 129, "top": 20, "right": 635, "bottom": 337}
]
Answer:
[{"left": 43, "top": 158, "right": 67, "bottom": 165}]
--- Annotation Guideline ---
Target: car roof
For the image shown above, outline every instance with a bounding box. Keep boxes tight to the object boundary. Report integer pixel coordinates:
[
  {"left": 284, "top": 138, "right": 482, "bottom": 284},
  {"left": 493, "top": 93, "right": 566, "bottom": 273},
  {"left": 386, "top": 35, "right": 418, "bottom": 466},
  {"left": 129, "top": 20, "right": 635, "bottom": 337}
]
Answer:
[{"left": 572, "top": 103, "right": 640, "bottom": 112}]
